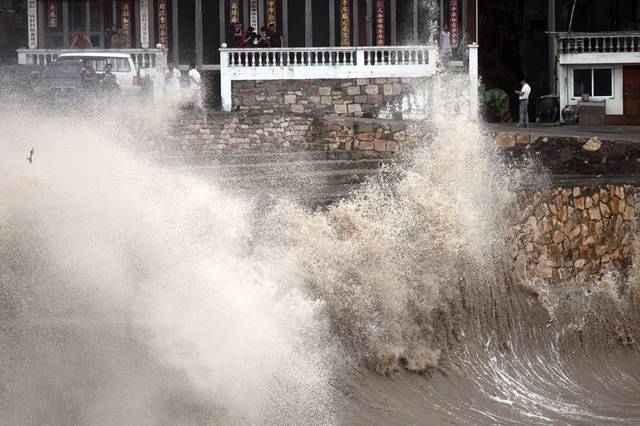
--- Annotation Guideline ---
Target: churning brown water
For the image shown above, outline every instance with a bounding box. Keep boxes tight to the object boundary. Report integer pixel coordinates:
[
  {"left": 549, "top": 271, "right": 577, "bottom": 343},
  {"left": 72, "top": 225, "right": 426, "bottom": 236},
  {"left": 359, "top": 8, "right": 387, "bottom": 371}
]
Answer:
[{"left": 1, "top": 73, "right": 639, "bottom": 425}]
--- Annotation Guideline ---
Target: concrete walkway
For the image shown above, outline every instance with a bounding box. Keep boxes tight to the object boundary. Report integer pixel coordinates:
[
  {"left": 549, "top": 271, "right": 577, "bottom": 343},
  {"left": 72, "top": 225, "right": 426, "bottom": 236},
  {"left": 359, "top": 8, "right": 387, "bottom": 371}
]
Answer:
[{"left": 486, "top": 123, "right": 640, "bottom": 143}]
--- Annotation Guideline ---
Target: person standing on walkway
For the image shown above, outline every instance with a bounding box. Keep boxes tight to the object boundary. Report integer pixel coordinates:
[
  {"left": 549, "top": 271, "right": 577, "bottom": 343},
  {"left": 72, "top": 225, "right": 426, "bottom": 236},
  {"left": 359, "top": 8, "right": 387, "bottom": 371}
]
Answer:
[
  {"left": 188, "top": 62, "right": 203, "bottom": 111},
  {"left": 165, "top": 61, "right": 182, "bottom": 102},
  {"left": 440, "top": 25, "right": 452, "bottom": 59},
  {"left": 515, "top": 78, "right": 531, "bottom": 127}
]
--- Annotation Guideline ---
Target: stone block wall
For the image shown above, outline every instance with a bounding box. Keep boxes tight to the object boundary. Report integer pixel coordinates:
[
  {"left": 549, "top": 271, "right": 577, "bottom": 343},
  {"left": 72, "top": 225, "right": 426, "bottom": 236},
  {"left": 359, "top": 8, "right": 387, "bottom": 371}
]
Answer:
[
  {"left": 511, "top": 185, "right": 636, "bottom": 283},
  {"left": 314, "top": 117, "right": 422, "bottom": 158},
  {"left": 159, "top": 114, "right": 316, "bottom": 154},
  {"left": 156, "top": 113, "right": 423, "bottom": 159},
  {"left": 232, "top": 78, "right": 428, "bottom": 117}
]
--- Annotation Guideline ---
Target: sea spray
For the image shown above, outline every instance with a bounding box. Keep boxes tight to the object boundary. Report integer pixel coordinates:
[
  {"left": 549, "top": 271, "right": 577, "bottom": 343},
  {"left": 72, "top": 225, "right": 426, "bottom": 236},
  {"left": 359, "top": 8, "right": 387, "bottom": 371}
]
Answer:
[{"left": 0, "top": 111, "right": 335, "bottom": 425}]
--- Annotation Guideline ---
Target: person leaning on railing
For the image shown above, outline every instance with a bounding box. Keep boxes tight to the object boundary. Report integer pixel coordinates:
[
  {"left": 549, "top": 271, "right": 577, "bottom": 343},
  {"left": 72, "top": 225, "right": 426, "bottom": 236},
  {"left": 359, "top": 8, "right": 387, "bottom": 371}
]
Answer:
[{"left": 241, "top": 27, "right": 257, "bottom": 48}]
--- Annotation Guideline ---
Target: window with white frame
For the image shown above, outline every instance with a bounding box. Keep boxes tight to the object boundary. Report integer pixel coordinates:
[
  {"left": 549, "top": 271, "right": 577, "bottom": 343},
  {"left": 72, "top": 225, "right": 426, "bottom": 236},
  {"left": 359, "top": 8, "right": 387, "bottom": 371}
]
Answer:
[{"left": 573, "top": 68, "right": 613, "bottom": 98}]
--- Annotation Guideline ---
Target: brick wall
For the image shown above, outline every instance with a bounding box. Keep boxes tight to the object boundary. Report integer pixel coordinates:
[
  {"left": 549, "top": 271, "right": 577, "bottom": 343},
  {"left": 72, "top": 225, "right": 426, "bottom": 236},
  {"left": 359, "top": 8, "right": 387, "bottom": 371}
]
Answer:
[{"left": 231, "top": 77, "right": 428, "bottom": 117}]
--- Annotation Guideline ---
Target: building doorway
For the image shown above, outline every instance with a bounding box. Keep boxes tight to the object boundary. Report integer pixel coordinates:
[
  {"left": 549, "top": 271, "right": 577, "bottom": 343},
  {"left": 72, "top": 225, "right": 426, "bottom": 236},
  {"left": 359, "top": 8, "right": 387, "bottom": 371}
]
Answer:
[
  {"left": 44, "top": 0, "right": 133, "bottom": 49},
  {"left": 67, "top": 0, "right": 103, "bottom": 47},
  {"left": 623, "top": 65, "right": 640, "bottom": 124}
]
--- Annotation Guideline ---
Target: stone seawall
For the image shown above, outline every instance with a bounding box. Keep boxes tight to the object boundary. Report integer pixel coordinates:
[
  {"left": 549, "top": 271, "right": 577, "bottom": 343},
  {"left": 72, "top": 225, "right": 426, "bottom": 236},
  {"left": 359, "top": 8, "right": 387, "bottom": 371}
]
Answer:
[
  {"left": 157, "top": 113, "right": 424, "bottom": 159},
  {"left": 232, "top": 78, "right": 427, "bottom": 117},
  {"left": 510, "top": 185, "right": 636, "bottom": 283},
  {"left": 499, "top": 131, "right": 639, "bottom": 283},
  {"left": 156, "top": 114, "right": 639, "bottom": 284}
]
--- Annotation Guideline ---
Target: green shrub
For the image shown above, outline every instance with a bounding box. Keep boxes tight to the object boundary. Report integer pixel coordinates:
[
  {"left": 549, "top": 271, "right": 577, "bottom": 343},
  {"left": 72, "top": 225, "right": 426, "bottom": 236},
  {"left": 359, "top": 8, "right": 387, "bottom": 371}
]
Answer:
[{"left": 483, "top": 88, "right": 509, "bottom": 122}]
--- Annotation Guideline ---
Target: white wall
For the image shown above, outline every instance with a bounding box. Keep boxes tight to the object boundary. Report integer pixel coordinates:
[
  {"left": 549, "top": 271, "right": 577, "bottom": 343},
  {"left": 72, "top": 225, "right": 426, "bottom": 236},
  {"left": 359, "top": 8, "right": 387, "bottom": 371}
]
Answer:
[
  {"left": 557, "top": 51, "right": 640, "bottom": 119},
  {"left": 559, "top": 64, "right": 623, "bottom": 116}
]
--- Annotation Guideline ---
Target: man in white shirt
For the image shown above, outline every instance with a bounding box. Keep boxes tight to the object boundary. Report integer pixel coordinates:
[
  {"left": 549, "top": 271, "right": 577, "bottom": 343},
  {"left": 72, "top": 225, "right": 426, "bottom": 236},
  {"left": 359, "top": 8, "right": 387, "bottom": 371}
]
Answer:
[
  {"left": 164, "top": 62, "right": 182, "bottom": 102},
  {"left": 515, "top": 78, "right": 531, "bottom": 127},
  {"left": 188, "top": 62, "right": 203, "bottom": 111}
]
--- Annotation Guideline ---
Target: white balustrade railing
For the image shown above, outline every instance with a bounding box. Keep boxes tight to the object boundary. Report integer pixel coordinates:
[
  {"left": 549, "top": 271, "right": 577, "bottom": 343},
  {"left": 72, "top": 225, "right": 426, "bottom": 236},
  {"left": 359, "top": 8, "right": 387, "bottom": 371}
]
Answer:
[
  {"left": 220, "top": 44, "right": 444, "bottom": 112},
  {"left": 361, "top": 46, "right": 432, "bottom": 66},
  {"left": 227, "top": 47, "right": 358, "bottom": 67},
  {"left": 16, "top": 48, "right": 167, "bottom": 71},
  {"left": 556, "top": 32, "right": 640, "bottom": 54}
]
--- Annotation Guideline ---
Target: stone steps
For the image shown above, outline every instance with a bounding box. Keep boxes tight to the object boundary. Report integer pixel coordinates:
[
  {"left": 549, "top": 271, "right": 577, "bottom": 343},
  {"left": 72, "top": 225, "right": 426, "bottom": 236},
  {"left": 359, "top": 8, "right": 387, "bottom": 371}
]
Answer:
[
  {"left": 149, "top": 150, "right": 358, "bottom": 165},
  {"left": 156, "top": 154, "right": 389, "bottom": 205},
  {"left": 192, "top": 166, "right": 380, "bottom": 186},
  {"left": 169, "top": 159, "right": 386, "bottom": 176}
]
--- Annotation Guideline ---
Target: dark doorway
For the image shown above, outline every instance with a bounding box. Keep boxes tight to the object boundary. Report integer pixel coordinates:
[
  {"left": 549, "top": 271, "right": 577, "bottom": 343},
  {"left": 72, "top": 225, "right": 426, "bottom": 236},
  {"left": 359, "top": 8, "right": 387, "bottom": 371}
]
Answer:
[
  {"left": 287, "top": 0, "right": 304, "bottom": 46},
  {"left": 624, "top": 65, "right": 640, "bottom": 117}
]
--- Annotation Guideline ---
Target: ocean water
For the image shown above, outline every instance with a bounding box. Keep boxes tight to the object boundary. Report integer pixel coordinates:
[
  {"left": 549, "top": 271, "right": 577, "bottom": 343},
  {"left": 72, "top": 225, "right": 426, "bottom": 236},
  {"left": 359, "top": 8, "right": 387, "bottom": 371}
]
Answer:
[{"left": 1, "top": 71, "right": 639, "bottom": 425}]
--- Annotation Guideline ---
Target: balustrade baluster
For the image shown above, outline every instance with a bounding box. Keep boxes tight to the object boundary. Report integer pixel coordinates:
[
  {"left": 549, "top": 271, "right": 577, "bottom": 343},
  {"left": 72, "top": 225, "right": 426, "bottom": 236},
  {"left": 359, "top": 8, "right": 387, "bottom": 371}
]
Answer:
[{"left": 586, "top": 37, "right": 591, "bottom": 52}]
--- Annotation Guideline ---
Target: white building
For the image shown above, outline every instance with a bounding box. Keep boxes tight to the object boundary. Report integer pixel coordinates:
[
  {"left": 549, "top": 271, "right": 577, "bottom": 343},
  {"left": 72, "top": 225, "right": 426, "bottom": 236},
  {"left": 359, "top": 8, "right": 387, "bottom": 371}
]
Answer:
[{"left": 551, "top": 0, "right": 640, "bottom": 125}]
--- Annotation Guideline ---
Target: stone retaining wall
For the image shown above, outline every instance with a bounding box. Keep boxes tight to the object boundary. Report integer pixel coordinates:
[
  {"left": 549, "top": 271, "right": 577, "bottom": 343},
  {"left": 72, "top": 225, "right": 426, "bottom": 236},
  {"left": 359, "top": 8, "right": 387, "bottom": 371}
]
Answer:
[
  {"left": 511, "top": 185, "right": 636, "bottom": 283},
  {"left": 232, "top": 78, "right": 427, "bottom": 117},
  {"left": 158, "top": 113, "right": 423, "bottom": 159}
]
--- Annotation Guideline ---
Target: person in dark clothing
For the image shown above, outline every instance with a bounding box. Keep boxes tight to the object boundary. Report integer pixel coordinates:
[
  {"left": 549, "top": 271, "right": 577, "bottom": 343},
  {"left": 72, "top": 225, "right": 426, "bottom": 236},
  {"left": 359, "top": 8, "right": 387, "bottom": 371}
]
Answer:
[
  {"left": 257, "top": 27, "right": 271, "bottom": 48},
  {"left": 242, "top": 26, "right": 257, "bottom": 47},
  {"left": 268, "top": 23, "right": 284, "bottom": 48},
  {"left": 105, "top": 26, "right": 113, "bottom": 49},
  {"left": 101, "top": 63, "right": 120, "bottom": 94},
  {"left": 80, "top": 59, "right": 98, "bottom": 92}
]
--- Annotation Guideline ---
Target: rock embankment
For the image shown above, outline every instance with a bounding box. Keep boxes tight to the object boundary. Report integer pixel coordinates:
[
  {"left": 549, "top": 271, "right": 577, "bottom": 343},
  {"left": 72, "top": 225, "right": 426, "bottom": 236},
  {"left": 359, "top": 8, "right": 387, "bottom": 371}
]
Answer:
[
  {"left": 496, "top": 131, "right": 640, "bottom": 176},
  {"left": 510, "top": 185, "right": 636, "bottom": 283}
]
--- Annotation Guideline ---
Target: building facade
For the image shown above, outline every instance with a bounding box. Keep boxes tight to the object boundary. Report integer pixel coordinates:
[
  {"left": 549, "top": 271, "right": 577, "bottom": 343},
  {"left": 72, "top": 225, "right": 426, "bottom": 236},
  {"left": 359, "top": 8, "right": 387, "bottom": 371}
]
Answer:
[
  {"left": 550, "top": 0, "right": 640, "bottom": 124},
  {"left": 22, "top": 0, "right": 478, "bottom": 68}
]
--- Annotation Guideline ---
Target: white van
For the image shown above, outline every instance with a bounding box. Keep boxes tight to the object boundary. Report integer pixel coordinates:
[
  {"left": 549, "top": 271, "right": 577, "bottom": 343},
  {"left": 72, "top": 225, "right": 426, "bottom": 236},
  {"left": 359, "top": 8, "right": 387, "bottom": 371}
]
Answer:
[{"left": 55, "top": 52, "right": 146, "bottom": 96}]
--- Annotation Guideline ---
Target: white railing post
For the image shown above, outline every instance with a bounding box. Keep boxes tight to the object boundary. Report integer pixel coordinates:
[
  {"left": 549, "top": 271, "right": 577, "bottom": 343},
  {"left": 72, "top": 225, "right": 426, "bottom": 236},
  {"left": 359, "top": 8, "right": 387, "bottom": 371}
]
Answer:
[
  {"left": 427, "top": 46, "right": 438, "bottom": 74},
  {"left": 356, "top": 48, "right": 365, "bottom": 66},
  {"left": 468, "top": 43, "right": 479, "bottom": 122},
  {"left": 220, "top": 44, "right": 233, "bottom": 112}
]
